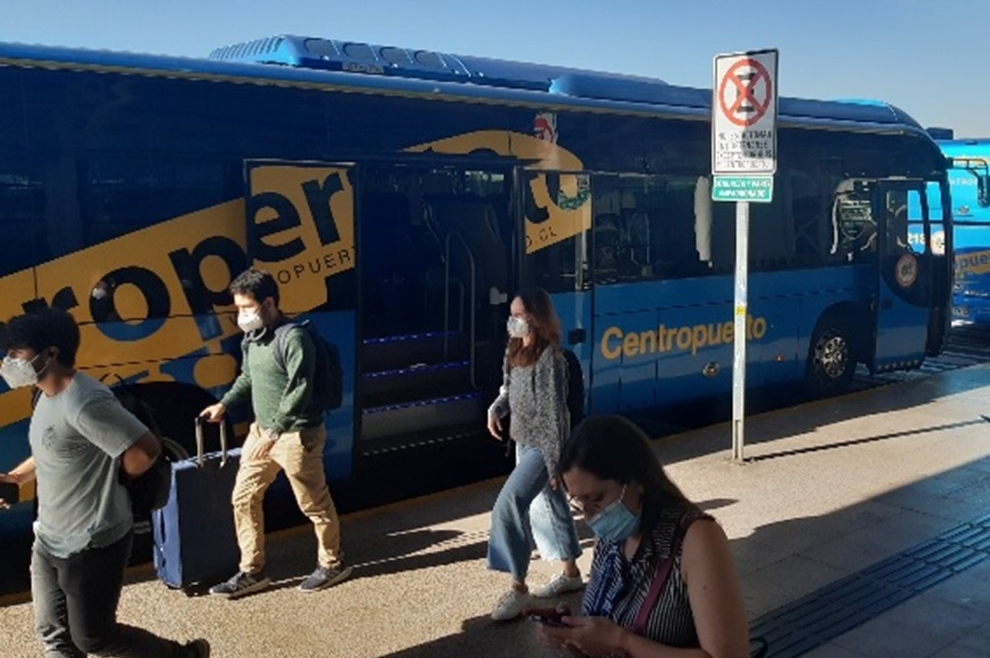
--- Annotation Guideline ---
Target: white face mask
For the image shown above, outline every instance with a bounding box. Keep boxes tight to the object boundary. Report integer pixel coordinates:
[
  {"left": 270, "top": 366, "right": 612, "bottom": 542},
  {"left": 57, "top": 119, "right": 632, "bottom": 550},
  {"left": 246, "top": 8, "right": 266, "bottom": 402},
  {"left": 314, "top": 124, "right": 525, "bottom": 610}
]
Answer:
[
  {"left": 237, "top": 309, "right": 264, "bottom": 333},
  {"left": 507, "top": 315, "right": 530, "bottom": 339},
  {"left": 1, "top": 354, "right": 43, "bottom": 389}
]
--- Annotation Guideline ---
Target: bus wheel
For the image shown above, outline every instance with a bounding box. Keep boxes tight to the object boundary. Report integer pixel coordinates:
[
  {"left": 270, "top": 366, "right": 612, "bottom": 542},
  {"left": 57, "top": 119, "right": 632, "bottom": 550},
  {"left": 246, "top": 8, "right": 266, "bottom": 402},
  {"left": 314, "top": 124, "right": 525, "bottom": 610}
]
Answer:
[{"left": 805, "top": 321, "right": 855, "bottom": 398}]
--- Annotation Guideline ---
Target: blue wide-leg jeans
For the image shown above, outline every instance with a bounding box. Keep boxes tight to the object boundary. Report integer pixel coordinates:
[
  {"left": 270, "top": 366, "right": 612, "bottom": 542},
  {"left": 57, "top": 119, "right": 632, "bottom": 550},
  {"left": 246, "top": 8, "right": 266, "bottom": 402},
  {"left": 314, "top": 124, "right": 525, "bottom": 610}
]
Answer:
[{"left": 487, "top": 443, "right": 581, "bottom": 582}]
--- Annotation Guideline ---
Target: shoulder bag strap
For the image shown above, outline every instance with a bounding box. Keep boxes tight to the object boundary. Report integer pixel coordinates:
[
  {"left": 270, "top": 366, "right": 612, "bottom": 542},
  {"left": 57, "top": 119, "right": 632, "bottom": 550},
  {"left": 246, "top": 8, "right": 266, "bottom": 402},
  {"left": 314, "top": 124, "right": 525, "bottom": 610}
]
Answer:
[
  {"left": 631, "top": 514, "right": 700, "bottom": 635},
  {"left": 500, "top": 346, "right": 515, "bottom": 457}
]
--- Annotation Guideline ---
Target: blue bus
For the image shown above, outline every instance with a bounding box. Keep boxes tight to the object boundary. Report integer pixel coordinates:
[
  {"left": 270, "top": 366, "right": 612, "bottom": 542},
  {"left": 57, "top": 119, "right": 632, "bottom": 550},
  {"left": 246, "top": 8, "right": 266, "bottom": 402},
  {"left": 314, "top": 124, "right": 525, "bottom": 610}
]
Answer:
[
  {"left": 0, "top": 35, "right": 952, "bottom": 588},
  {"left": 937, "top": 139, "right": 990, "bottom": 324}
]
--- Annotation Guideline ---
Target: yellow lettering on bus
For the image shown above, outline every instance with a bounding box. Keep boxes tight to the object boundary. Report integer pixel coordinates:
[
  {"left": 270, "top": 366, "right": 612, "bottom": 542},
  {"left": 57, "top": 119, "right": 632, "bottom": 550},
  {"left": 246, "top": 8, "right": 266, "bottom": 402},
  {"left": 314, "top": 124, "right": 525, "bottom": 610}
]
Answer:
[
  {"left": 638, "top": 329, "right": 657, "bottom": 354},
  {"left": 0, "top": 165, "right": 357, "bottom": 430},
  {"left": 601, "top": 326, "right": 623, "bottom": 360},
  {"left": 406, "top": 131, "right": 591, "bottom": 254},
  {"left": 622, "top": 331, "right": 640, "bottom": 358},
  {"left": 248, "top": 165, "right": 356, "bottom": 313},
  {"left": 598, "top": 315, "right": 770, "bottom": 360},
  {"left": 956, "top": 250, "right": 990, "bottom": 276},
  {"left": 0, "top": 200, "right": 245, "bottom": 428}
]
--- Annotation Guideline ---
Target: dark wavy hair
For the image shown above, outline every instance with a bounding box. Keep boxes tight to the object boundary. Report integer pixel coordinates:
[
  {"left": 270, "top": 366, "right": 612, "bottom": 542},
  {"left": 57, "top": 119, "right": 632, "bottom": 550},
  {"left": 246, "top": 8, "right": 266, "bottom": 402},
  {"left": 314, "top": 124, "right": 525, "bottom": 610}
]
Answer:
[
  {"left": 1, "top": 308, "right": 81, "bottom": 368},
  {"left": 560, "top": 415, "right": 699, "bottom": 531},
  {"left": 507, "top": 287, "right": 562, "bottom": 367}
]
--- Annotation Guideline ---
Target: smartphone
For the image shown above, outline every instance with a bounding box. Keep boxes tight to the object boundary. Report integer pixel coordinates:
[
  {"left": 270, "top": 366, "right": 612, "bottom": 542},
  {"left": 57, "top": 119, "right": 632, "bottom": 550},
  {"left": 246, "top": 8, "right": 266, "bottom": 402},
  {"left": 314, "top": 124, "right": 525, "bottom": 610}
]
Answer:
[
  {"left": 0, "top": 481, "right": 19, "bottom": 505},
  {"left": 529, "top": 610, "right": 568, "bottom": 627}
]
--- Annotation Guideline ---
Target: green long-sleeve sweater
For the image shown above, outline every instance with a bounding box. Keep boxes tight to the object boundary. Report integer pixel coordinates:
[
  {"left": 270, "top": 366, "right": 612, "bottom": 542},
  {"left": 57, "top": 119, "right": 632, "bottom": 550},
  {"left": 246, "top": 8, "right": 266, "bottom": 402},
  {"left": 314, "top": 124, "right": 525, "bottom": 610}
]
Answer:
[{"left": 220, "top": 323, "right": 324, "bottom": 434}]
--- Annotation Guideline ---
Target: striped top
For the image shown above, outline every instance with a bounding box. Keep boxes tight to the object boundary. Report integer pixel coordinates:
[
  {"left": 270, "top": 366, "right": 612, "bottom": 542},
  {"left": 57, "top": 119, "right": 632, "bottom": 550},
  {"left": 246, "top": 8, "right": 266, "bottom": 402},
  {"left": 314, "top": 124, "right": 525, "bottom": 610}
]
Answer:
[{"left": 582, "top": 508, "right": 713, "bottom": 649}]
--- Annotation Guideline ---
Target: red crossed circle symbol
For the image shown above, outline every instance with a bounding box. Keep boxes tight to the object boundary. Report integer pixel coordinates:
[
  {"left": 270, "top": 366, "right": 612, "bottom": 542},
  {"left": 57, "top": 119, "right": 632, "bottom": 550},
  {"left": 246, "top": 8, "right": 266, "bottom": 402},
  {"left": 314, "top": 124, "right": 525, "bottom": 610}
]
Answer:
[{"left": 718, "top": 58, "right": 772, "bottom": 127}]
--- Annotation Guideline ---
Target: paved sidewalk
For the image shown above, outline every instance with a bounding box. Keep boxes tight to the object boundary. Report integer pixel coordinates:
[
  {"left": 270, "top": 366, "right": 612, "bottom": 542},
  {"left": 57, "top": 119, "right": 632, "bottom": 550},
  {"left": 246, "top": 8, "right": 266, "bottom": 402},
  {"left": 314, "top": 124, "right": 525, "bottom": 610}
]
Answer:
[{"left": 2, "top": 364, "right": 990, "bottom": 657}]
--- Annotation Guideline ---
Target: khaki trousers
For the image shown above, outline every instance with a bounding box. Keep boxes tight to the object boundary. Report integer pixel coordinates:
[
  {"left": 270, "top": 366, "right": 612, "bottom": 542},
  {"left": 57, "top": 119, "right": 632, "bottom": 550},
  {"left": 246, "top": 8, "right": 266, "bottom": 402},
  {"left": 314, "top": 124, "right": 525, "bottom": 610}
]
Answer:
[{"left": 231, "top": 423, "right": 342, "bottom": 573}]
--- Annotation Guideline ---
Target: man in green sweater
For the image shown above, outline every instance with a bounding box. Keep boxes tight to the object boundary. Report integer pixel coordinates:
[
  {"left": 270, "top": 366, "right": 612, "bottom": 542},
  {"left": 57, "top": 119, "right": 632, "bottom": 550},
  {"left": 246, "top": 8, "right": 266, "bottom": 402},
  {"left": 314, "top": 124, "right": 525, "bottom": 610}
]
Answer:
[{"left": 200, "top": 269, "right": 350, "bottom": 598}]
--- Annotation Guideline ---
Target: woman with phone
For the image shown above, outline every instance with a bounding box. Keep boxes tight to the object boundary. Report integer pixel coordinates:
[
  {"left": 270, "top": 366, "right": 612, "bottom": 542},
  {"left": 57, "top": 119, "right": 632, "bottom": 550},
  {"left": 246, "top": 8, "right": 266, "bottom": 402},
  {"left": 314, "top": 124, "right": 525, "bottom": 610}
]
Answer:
[
  {"left": 486, "top": 287, "right": 583, "bottom": 621},
  {"left": 539, "top": 415, "right": 749, "bottom": 657}
]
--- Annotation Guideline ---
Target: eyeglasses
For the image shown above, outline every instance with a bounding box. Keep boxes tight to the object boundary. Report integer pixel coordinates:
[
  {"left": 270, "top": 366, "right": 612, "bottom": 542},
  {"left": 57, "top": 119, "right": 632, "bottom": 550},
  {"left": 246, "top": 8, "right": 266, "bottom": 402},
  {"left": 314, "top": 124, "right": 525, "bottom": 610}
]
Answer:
[{"left": 566, "top": 483, "right": 627, "bottom": 517}]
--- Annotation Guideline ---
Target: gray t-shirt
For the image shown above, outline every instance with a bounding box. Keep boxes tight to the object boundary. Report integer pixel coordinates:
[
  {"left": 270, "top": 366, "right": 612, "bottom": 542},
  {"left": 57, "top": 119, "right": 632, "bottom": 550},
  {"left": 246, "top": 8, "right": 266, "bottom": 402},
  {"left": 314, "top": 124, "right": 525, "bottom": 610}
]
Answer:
[{"left": 30, "top": 372, "right": 147, "bottom": 558}]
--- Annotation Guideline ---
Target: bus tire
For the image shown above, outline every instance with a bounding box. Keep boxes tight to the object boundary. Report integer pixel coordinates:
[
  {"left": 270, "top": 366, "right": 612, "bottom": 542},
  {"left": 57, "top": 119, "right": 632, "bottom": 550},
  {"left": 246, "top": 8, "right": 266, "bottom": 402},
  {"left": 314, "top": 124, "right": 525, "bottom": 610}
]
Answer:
[{"left": 804, "top": 319, "right": 855, "bottom": 398}]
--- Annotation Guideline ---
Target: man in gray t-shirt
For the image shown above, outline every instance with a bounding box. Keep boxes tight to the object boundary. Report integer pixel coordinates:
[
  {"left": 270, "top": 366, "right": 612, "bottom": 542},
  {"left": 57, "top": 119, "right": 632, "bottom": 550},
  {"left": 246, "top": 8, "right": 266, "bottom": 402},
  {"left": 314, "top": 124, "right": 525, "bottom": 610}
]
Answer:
[
  {"left": 31, "top": 373, "right": 146, "bottom": 559},
  {"left": 0, "top": 309, "right": 209, "bottom": 658}
]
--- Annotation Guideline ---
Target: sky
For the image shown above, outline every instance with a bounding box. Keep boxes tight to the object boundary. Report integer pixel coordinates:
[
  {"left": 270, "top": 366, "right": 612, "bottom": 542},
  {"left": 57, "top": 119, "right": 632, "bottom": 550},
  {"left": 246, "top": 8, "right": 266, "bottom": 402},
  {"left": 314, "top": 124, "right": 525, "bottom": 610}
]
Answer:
[{"left": 1, "top": 0, "right": 986, "bottom": 137}]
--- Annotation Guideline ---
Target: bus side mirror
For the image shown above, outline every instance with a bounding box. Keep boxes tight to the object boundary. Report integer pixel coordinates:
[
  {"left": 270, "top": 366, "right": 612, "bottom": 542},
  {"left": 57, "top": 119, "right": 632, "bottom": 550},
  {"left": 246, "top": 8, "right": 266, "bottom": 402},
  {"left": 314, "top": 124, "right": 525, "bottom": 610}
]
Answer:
[{"left": 978, "top": 175, "right": 990, "bottom": 208}]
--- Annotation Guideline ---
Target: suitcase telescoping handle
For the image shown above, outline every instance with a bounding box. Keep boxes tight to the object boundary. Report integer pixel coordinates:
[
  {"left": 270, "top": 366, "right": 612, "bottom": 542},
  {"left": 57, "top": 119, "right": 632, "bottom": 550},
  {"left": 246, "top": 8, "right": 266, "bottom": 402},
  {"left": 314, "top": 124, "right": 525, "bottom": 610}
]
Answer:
[{"left": 194, "top": 416, "right": 228, "bottom": 469}]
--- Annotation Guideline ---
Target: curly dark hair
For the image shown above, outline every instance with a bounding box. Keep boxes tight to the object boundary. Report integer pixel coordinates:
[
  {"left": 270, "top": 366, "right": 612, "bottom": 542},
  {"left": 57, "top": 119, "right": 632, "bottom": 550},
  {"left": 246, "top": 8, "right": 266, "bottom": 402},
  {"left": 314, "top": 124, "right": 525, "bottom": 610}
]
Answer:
[{"left": 1, "top": 308, "right": 81, "bottom": 368}]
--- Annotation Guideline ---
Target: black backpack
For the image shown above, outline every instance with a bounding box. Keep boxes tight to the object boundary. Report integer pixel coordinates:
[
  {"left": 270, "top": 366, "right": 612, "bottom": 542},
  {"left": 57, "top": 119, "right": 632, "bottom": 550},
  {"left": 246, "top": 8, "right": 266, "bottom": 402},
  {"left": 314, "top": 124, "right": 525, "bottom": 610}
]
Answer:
[
  {"left": 562, "top": 348, "right": 585, "bottom": 430},
  {"left": 270, "top": 320, "right": 343, "bottom": 411},
  {"left": 111, "top": 387, "right": 173, "bottom": 515}
]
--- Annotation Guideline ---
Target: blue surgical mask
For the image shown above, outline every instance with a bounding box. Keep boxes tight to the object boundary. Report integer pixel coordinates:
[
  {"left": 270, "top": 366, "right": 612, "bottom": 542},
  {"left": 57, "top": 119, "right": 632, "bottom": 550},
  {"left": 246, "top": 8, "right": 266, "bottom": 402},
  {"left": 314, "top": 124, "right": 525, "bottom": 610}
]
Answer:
[{"left": 586, "top": 483, "right": 641, "bottom": 542}]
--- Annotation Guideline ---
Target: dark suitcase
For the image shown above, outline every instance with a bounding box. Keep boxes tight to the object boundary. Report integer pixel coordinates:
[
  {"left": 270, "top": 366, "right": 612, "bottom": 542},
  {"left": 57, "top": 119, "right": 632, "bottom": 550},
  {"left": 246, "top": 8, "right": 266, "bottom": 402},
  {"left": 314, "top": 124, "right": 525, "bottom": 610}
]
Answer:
[{"left": 152, "top": 418, "right": 240, "bottom": 591}]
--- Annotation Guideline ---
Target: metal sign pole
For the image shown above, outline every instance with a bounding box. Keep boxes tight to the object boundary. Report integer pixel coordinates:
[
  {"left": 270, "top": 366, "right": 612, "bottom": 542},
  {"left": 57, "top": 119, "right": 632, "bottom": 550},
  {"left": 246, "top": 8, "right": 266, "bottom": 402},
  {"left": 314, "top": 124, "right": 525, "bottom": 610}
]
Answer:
[
  {"left": 732, "top": 200, "right": 749, "bottom": 462},
  {"left": 713, "top": 48, "right": 777, "bottom": 464}
]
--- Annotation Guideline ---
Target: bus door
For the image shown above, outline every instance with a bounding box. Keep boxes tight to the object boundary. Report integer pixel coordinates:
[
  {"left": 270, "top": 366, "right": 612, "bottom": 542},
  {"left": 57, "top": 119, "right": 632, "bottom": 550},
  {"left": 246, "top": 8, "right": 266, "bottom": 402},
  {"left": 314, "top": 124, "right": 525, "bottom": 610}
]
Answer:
[
  {"left": 518, "top": 169, "right": 593, "bottom": 413},
  {"left": 870, "top": 179, "right": 937, "bottom": 372},
  {"left": 355, "top": 163, "right": 514, "bottom": 451},
  {"left": 924, "top": 179, "right": 952, "bottom": 354},
  {"left": 245, "top": 160, "right": 357, "bottom": 478}
]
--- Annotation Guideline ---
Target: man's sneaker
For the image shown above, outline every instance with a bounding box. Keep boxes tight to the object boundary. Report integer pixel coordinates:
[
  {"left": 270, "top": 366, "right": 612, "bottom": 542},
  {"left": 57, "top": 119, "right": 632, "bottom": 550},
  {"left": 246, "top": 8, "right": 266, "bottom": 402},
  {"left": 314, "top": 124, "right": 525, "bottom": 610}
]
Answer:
[
  {"left": 531, "top": 573, "right": 584, "bottom": 598},
  {"left": 299, "top": 565, "right": 353, "bottom": 592},
  {"left": 208, "top": 571, "right": 270, "bottom": 599},
  {"left": 184, "top": 639, "right": 210, "bottom": 658},
  {"left": 491, "top": 589, "right": 532, "bottom": 621}
]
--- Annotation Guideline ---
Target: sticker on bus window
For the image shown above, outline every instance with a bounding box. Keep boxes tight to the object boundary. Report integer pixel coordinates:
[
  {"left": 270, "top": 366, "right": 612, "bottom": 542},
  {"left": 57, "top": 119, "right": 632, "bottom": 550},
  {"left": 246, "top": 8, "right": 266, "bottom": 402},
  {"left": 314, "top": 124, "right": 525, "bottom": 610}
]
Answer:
[
  {"left": 931, "top": 230, "right": 946, "bottom": 256},
  {"left": 534, "top": 112, "right": 557, "bottom": 144},
  {"left": 895, "top": 253, "right": 918, "bottom": 288}
]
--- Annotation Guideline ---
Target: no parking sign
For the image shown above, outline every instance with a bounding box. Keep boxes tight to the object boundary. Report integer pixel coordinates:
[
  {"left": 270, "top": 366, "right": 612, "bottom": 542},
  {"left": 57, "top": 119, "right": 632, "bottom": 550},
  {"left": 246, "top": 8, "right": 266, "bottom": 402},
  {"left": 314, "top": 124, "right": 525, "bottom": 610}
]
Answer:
[{"left": 712, "top": 49, "right": 778, "bottom": 201}]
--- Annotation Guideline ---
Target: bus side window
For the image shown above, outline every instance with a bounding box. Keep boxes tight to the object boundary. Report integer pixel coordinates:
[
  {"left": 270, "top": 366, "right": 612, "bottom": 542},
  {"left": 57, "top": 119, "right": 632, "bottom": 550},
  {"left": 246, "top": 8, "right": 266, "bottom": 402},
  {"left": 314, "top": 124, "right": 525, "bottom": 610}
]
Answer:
[
  {"left": 790, "top": 170, "right": 830, "bottom": 268},
  {"left": 592, "top": 174, "right": 715, "bottom": 283},
  {"left": 710, "top": 201, "right": 736, "bottom": 274},
  {"left": 749, "top": 184, "right": 794, "bottom": 271},
  {"left": 593, "top": 213, "right": 621, "bottom": 282},
  {"left": 831, "top": 180, "right": 876, "bottom": 262},
  {"left": 651, "top": 179, "right": 708, "bottom": 278},
  {"left": 885, "top": 203, "right": 908, "bottom": 255},
  {"left": 0, "top": 84, "right": 37, "bottom": 277}
]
